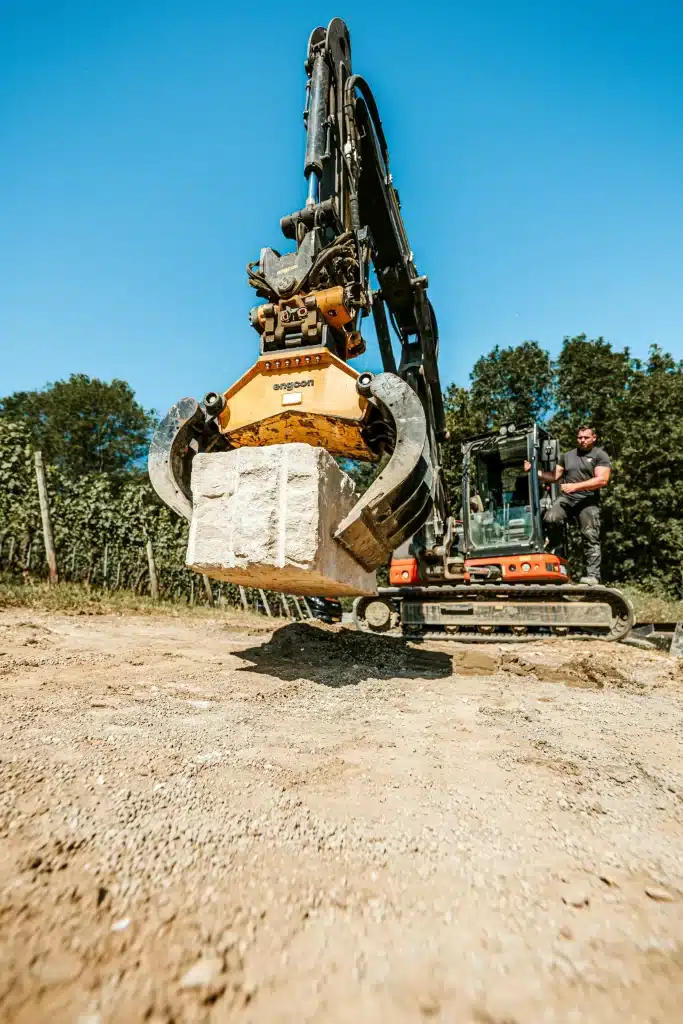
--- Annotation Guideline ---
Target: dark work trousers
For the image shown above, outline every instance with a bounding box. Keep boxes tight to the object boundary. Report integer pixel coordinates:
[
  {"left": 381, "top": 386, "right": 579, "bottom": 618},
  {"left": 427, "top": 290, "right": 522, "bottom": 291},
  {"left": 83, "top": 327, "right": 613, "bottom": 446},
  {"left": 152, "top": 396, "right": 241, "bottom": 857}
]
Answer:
[{"left": 543, "top": 494, "right": 602, "bottom": 579}]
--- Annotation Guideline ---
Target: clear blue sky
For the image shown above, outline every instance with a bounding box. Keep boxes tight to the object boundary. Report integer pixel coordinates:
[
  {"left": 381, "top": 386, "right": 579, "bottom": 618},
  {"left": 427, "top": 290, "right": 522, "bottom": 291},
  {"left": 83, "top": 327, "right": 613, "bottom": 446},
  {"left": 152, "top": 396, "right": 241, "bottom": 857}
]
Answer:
[{"left": 2, "top": 0, "right": 683, "bottom": 415}]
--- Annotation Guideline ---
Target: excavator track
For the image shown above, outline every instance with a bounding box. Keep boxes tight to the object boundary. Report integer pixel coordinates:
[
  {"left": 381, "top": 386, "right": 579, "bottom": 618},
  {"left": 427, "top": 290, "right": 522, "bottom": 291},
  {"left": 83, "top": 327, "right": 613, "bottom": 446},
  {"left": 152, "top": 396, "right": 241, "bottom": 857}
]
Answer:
[{"left": 354, "top": 583, "right": 634, "bottom": 642}]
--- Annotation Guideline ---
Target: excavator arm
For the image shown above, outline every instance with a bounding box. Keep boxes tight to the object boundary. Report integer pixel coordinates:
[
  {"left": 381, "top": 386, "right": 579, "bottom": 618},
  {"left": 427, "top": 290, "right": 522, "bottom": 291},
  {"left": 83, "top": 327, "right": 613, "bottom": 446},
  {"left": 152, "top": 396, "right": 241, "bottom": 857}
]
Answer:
[{"left": 149, "top": 18, "right": 449, "bottom": 572}]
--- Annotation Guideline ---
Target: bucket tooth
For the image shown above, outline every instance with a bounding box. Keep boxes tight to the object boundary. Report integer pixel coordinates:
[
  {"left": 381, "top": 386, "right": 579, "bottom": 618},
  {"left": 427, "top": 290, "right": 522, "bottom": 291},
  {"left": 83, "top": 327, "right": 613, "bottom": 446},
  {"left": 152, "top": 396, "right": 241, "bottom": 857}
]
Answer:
[{"left": 333, "top": 372, "right": 435, "bottom": 571}]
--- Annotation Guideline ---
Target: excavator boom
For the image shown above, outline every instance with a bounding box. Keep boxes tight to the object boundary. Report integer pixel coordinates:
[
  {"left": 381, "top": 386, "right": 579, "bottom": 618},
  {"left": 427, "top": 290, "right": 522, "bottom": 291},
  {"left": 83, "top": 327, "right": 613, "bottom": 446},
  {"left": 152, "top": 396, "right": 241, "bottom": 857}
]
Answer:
[{"left": 149, "top": 18, "right": 448, "bottom": 571}]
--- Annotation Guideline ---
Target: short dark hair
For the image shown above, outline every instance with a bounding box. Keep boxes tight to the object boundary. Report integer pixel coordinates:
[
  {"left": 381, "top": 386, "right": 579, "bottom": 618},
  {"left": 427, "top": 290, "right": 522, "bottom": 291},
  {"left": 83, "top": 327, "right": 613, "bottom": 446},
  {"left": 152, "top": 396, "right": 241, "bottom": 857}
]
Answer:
[{"left": 577, "top": 423, "right": 597, "bottom": 434}]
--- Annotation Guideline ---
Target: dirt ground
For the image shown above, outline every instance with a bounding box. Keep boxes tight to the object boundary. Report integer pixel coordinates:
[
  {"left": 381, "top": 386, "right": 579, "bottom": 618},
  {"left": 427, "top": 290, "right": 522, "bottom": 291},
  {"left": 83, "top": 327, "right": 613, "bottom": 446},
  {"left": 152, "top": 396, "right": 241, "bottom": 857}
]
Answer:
[{"left": 1, "top": 610, "right": 683, "bottom": 1023}]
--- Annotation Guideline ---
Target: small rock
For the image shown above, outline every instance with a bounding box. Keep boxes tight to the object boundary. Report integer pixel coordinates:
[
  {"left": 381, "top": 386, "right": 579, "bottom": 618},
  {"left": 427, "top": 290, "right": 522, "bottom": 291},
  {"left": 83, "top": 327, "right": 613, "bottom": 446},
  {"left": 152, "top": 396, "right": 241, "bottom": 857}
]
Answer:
[
  {"left": 562, "top": 887, "right": 590, "bottom": 908},
  {"left": 558, "top": 924, "right": 574, "bottom": 939},
  {"left": 111, "top": 918, "right": 130, "bottom": 932},
  {"left": 158, "top": 904, "right": 177, "bottom": 925},
  {"left": 180, "top": 956, "right": 223, "bottom": 989},
  {"left": 645, "top": 886, "right": 676, "bottom": 902},
  {"left": 32, "top": 951, "right": 82, "bottom": 986},
  {"left": 218, "top": 929, "right": 239, "bottom": 952}
]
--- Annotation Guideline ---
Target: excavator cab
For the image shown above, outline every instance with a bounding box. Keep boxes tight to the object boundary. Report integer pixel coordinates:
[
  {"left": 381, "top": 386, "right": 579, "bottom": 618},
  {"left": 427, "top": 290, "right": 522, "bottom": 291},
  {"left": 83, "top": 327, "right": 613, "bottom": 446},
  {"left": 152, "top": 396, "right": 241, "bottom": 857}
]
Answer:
[{"left": 461, "top": 423, "right": 565, "bottom": 579}]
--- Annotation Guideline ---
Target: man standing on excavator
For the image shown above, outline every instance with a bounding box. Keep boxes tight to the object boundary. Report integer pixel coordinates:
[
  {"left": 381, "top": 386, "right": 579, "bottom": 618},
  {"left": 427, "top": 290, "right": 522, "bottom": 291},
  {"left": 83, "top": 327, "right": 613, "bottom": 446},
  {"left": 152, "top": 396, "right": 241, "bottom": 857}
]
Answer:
[{"left": 525, "top": 425, "right": 612, "bottom": 584}]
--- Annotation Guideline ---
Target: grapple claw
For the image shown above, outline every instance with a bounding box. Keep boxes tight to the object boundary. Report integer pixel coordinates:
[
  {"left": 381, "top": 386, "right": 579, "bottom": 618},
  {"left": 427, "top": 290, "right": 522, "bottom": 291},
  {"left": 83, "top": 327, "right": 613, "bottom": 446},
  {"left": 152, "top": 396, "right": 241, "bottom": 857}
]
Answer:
[
  {"left": 333, "top": 372, "right": 435, "bottom": 571},
  {"left": 148, "top": 398, "right": 206, "bottom": 521}
]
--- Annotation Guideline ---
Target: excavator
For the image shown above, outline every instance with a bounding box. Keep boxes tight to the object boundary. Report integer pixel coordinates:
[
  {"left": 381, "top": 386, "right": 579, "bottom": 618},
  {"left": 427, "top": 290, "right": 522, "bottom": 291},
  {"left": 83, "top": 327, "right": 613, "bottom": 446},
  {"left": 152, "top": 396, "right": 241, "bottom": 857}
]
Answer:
[{"left": 148, "top": 18, "right": 633, "bottom": 643}]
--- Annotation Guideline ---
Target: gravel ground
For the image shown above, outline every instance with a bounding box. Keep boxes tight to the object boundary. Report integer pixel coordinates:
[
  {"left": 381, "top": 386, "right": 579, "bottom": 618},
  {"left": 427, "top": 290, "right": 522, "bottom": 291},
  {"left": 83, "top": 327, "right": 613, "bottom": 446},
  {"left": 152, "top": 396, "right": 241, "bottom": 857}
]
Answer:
[{"left": 1, "top": 609, "right": 683, "bottom": 1023}]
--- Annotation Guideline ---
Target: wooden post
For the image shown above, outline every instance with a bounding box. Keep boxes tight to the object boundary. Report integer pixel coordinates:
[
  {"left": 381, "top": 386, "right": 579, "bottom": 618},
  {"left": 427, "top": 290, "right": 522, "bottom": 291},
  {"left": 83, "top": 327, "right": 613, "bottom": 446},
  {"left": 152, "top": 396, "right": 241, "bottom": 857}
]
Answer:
[
  {"left": 23, "top": 538, "right": 32, "bottom": 584},
  {"left": 114, "top": 560, "right": 121, "bottom": 590},
  {"left": 34, "top": 451, "right": 58, "bottom": 584},
  {"left": 280, "top": 594, "right": 291, "bottom": 618},
  {"left": 238, "top": 585, "right": 249, "bottom": 611},
  {"left": 102, "top": 544, "right": 109, "bottom": 589},
  {"left": 258, "top": 588, "right": 272, "bottom": 617},
  {"left": 8, "top": 536, "right": 16, "bottom": 569},
  {"left": 146, "top": 538, "right": 159, "bottom": 601},
  {"left": 202, "top": 574, "right": 214, "bottom": 606},
  {"left": 292, "top": 596, "right": 305, "bottom": 620},
  {"left": 302, "top": 597, "right": 314, "bottom": 619},
  {"left": 189, "top": 576, "right": 195, "bottom": 606}
]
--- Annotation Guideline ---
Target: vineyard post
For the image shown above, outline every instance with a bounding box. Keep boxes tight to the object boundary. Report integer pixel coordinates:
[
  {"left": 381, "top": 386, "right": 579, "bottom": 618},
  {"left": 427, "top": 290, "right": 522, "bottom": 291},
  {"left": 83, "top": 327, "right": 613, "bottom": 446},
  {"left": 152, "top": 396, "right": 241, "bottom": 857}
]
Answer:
[
  {"left": 23, "top": 539, "right": 32, "bottom": 584},
  {"left": 238, "top": 585, "right": 248, "bottom": 611},
  {"left": 34, "top": 451, "right": 58, "bottom": 584},
  {"left": 189, "top": 576, "right": 195, "bottom": 605},
  {"left": 103, "top": 544, "right": 109, "bottom": 589},
  {"left": 8, "top": 536, "right": 16, "bottom": 569},
  {"left": 258, "top": 588, "right": 272, "bottom": 617},
  {"left": 280, "top": 594, "right": 290, "bottom": 618},
  {"left": 302, "top": 598, "right": 314, "bottom": 619},
  {"left": 145, "top": 538, "right": 159, "bottom": 601},
  {"left": 202, "top": 574, "right": 214, "bottom": 606}
]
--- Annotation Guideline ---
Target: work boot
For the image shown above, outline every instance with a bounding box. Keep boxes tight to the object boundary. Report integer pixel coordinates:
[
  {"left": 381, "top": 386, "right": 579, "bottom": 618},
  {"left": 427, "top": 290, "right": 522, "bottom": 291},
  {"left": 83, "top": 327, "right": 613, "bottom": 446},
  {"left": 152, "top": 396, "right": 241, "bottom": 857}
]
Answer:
[{"left": 579, "top": 576, "right": 599, "bottom": 586}]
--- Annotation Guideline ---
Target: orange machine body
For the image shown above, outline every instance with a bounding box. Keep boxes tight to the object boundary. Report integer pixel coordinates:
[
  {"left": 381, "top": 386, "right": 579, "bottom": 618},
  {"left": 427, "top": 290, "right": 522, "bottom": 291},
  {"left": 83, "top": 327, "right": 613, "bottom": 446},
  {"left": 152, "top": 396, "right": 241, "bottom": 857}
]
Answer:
[
  {"left": 389, "top": 551, "right": 570, "bottom": 586},
  {"left": 464, "top": 551, "right": 569, "bottom": 583}
]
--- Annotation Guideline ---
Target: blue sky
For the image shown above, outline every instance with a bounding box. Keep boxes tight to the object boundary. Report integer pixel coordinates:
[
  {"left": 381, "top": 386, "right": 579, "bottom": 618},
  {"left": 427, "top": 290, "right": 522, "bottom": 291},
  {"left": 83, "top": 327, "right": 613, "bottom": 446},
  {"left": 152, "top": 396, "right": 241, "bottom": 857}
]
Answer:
[{"left": 2, "top": 0, "right": 683, "bottom": 415}]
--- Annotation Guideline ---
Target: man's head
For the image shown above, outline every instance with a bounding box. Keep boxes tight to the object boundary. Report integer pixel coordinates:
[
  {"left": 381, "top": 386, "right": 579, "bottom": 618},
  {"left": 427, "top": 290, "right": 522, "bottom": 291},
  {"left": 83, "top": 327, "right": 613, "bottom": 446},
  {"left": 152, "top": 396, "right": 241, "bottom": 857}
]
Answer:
[{"left": 576, "top": 424, "right": 597, "bottom": 452}]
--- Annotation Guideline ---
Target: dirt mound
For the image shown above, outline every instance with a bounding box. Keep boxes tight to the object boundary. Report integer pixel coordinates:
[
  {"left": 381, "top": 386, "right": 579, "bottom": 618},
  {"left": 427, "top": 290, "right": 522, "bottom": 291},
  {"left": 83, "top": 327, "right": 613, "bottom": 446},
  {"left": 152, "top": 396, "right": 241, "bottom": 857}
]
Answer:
[{"left": 500, "top": 642, "right": 677, "bottom": 691}]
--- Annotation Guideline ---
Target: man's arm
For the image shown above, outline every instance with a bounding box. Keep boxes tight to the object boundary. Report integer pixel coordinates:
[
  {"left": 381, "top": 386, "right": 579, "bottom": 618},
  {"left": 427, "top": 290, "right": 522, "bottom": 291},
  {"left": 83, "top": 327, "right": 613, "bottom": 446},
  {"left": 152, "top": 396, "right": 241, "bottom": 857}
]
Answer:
[
  {"left": 561, "top": 466, "right": 611, "bottom": 495},
  {"left": 524, "top": 460, "right": 564, "bottom": 484}
]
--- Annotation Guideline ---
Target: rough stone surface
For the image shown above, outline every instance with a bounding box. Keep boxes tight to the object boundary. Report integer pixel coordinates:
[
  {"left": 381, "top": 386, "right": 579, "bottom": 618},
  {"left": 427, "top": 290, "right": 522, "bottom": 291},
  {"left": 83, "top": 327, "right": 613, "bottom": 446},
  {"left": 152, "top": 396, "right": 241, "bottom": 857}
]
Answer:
[{"left": 186, "top": 444, "right": 376, "bottom": 597}]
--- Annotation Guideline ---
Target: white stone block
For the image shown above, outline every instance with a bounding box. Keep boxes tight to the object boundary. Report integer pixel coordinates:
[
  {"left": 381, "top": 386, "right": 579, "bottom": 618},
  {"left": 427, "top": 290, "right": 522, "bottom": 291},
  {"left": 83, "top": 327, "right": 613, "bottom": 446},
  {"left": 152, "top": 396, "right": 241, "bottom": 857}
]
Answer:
[{"left": 186, "top": 444, "right": 376, "bottom": 597}]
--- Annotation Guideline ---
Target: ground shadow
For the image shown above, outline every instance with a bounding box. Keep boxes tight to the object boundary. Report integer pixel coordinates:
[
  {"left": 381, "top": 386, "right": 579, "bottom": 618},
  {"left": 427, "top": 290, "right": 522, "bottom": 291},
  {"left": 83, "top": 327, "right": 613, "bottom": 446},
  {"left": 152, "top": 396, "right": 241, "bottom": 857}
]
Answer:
[{"left": 234, "top": 622, "right": 453, "bottom": 687}]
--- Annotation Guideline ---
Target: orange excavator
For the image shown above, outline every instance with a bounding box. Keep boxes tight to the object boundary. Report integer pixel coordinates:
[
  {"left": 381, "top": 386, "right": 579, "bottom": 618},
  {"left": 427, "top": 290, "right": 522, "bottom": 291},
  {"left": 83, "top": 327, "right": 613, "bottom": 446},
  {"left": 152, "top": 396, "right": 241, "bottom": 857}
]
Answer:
[{"left": 149, "top": 18, "right": 633, "bottom": 642}]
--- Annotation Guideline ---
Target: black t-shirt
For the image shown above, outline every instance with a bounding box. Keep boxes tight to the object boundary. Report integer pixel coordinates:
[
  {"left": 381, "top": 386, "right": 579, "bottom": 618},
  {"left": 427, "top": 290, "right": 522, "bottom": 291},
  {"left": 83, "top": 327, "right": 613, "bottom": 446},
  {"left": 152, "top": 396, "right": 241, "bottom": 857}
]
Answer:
[{"left": 559, "top": 446, "right": 611, "bottom": 501}]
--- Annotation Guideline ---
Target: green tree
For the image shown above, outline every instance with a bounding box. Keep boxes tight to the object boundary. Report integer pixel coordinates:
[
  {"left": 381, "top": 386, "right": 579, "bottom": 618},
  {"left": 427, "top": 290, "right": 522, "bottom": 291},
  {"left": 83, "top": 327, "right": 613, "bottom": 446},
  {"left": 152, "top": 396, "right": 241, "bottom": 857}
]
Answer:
[
  {"left": 550, "top": 335, "right": 636, "bottom": 456},
  {"left": 0, "top": 374, "right": 156, "bottom": 479},
  {"left": 470, "top": 341, "right": 554, "bottom": 429},
  {"left": 600, "top": 346, "right": 683, "bottom": 590},
  {"left": 441, "top": 384, "right": 486, "bottom": 504}
]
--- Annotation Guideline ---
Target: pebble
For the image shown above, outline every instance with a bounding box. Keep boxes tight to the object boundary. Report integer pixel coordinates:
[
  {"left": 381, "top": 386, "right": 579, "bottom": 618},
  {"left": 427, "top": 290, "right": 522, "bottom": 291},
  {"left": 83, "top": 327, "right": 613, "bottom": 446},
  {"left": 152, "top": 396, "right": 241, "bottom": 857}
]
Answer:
[
  {"left": 561, "top": 888, "right": 590, "bottom": 908},
  {"left": 32, "top": 951, "right": 82, "bottom": 986},
  {"left": 111, "top": 917, "right": 131, "bottom": 931},
  {"left": 645, "top": 886, "right": 676, "bottom": 902},
  {"left": 180, "top": 956, "right": 223, "bottom": 988}
]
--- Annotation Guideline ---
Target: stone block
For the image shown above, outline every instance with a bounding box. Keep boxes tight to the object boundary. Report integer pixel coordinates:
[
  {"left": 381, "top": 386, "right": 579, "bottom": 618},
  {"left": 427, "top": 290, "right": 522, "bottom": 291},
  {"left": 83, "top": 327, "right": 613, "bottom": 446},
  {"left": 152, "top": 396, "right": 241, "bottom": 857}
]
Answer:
[{"left": 186, "top": 444, "right": 377, "bottom": 597}]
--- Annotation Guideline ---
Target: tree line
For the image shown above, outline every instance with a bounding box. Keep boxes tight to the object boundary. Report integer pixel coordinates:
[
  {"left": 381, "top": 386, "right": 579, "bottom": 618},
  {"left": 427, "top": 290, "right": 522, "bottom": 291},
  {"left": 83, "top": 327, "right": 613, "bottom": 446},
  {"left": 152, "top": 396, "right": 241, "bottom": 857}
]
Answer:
[{"left": 1, "top": 334, "right": 682, "bottom": 596}]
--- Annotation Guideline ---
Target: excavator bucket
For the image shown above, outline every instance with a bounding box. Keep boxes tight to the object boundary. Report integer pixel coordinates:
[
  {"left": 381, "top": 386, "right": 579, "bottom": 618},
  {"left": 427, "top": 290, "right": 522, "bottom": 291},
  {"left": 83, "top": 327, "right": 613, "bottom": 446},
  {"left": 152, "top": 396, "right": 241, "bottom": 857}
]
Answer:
[{"left": 333, "top": 372, "right": 435, "bottom": 572}]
